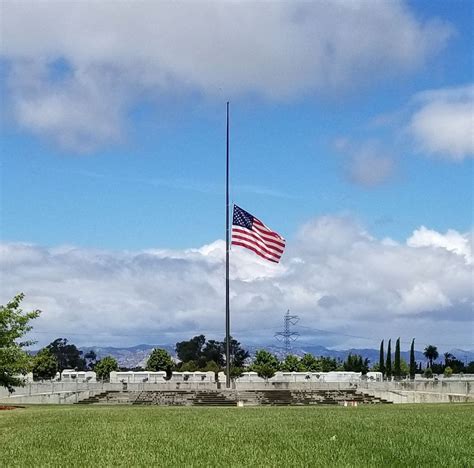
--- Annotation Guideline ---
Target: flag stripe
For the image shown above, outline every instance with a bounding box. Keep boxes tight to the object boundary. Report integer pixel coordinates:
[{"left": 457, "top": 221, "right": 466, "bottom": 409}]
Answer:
[
  {"left": 251, "top": 226, "right": 286, "bottom": 248},
  {"left": 231, "top": 240, "right": 279, "bottom": 263},
  {"left": 253, "top": 219, "right": 284, "bottom": 240},
  {"left": 232, "top": 231, "right": 284, "bottom": 258},
  {"left": 232, "top": 227, "right": 285, "bottom": 253}
]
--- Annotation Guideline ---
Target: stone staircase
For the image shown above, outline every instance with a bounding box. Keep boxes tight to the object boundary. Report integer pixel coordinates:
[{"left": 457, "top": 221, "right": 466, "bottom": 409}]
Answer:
[
  {"left": 77, "top": 391, "right": 132, "bottom": 405},
  {"left": 235, "top": 389, "right": 392, "bottom": 406},
  {"left": 193, "top": 391, "right": 236, "bottom": 406},
  {"left": 76, "top": 389, "right": 391, "bottom": 406}
]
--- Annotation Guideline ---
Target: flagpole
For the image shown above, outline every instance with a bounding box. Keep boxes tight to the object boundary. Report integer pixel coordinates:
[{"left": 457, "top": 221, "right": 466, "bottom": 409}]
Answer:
[{"left": 225, "top": 101, "right": 231, "bottom": 389}]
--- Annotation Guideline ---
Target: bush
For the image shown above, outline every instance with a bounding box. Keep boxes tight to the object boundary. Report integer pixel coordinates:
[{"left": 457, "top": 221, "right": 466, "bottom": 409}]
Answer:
[
  {"left": 443, "top": 366, "right": 453, "bottom": 378},
  {"left": 423, "top": 367, "right": 433, "bottom": 379}
]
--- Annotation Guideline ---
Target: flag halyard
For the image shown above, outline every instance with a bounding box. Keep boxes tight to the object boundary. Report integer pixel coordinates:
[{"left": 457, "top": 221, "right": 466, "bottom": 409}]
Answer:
[{"left": 231, "top": 205, "right": 285, "bottom": 263}]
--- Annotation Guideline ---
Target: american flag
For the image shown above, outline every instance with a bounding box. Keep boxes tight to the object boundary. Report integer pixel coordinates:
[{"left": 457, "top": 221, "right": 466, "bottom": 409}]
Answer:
[{"left": 231, "top": 205, "right": 285, "bottom": 263}]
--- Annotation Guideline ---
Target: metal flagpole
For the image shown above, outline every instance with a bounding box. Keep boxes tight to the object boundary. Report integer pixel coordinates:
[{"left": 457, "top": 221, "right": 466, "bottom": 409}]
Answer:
[{"left": 225, "top": 101, "right": 231, "bottom": 388}]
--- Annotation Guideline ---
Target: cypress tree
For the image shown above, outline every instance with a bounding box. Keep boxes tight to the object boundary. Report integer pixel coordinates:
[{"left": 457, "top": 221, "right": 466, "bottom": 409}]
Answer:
[
  {"left": 379, "top": 340, "right": 385, "bottom": 377},
  {"left": 409, "top": 338, "right": 416, "bottom": 380},
  {"left": 386, "top": 339, "right": 392, "bottom": 379},
  {"left": 394, "top": 337, "right": 401, "bottom": 380}
]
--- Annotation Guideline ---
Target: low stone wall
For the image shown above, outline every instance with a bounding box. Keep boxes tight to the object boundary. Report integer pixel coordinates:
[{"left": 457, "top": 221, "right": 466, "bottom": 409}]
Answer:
[{"left": 2, "top": 378, "right": 472, "bottom": 405}]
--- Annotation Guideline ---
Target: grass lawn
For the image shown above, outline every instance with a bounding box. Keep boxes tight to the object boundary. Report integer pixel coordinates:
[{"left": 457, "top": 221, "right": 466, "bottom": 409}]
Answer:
[{"left": 1, "top": 403, "right": 473, "bottom": 467}]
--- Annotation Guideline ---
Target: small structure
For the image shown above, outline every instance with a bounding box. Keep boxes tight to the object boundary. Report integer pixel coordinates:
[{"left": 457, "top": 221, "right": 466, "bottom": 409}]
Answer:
[{"left": 61, "top": 370, "right": 97, "bottom": 382}]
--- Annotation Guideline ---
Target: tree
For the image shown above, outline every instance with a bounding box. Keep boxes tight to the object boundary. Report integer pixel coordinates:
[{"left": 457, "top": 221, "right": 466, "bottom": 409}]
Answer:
[
  {"left": 409, "top": 339, "right": 416, "bottom": 380},
  {"left": 179, "top": 360, "right": 199, "bottom": 372},
  {"left": 32, "top": 348, "right": 58, "bottom": 381},
  {"left": 443, "top": 353, "right": 465, "bottom": 374},
  {"left": 386, "top": 339, "right": 392, "bottom": 379},
  {"left": 423, "top": 345, "right": 439, "bottom": 368},
  {"left": 94, "top": 356, "right": 118, "bottom": 381},
  {"left": 343, "top": 354, "right": 369, "bottom": 374},
  {"left": 466, "top": 361, "right": 474, "bottom": 373},
  {"left": 379, "top": 340, "right": 385, "bottom": 377},
  {"left": 84, "top": 350, "right": 97, "bottom": 370},
  {"left": 201, "top": 340, "right": 224, "bottom": 367},
  {"left": 394, "top": 338, "right": 401, "bottom": 380},
  {"left": 281, "top": 355, "right": 304, "bottom": 372},
  {"left": 300, "top": 353, "right": 321, "bottom": 372},
  {"left": 146, "top": 348, "right": 173, "bottom": 372},
  {"left": 0, "top": 294, "right": 40, "bottom": 391},
  {"left": 423, "top": 367, "right": 433, "bottom": 379},
  {"left": 223, "top": 336, "right": 250, "bottom": 368},
  {"left": 400, "top": 359, "right": 409, "bottom": 378},
  {"left": 46, "top": 338, "right": 85, "bottom": 372},
  {"left": 251, "top": 350, "right": 279, "bottom": 380},
  {"left": 176, "top": 335, "right": 205, "bottom": 364}
]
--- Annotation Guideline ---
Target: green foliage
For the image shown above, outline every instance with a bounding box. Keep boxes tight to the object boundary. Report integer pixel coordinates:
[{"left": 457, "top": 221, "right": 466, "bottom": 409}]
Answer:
[
  {"left": 443, "top": 366, "right": 453, "bottom": 378},
  {"left": 84, "top": 350, "right": 97, "bottom": 370},
  {"left": 393, "top": 338, "right": 401, "bottom": 379},
  {"left": 281, "top": 354, "right": 304, "bottom": 372},
  {"left": 300, "top": 353, "right": 321, "bottom": 371},
  {"left": 343, "top": 353, "right": 369, "bottom": 374},
  {"left": 386, "top": 339, "right": 392, "bottom": 378},
  {"left": 179, "top": 360, "right": 199, "bottom": 372},
  {"left": 399, "top": 359, "right": 409, "bottom": 377},
  {"left": 423, "top": 345, "right": 439, "bottom": 368},
  {"left": 251, "top": 349, "right": 279, "bottom": 379},
  {"left": 409, "top": 339, "right": 416, "bottom": 380},
  {"left": 201, "top": 340, "right": 224, "bottom": 367},
  {"left": 146, "top": 348, "right": 173, "bottom": 372},
  {"left": 0, "top": 293, "right": 40, "bottom": 391},
  {"left": 223, "top": 336, "right": 250, "bottom": 368},
  {"left": 466, "top": 361, "right": 474, "bottom": 373},
  {"left": 94, "top": 356, "right": 118, "bottom": 381},
  {"left": 32, "top": 348, "right": 58, "bottom": 381},
  {"left": 228, "top": 366, "right": 244, "bottom": 380},
  {"left": 175, "top": 335, "right": 249, "bottom": 370},
  {"left": 379, "top": 340, "right": 385, "bottom": 377},
  {"left": 202, "top": 360, "right": 220, "bottom": 373},
  {"left": 443, "top": 353, "right": 465, "bottom": 374},
  {"left": 46, "top": 338, "right": 85, "bottom": 372},
  {"left": 176, "top": 335, "right": 205, "bottom": 364},
  {"left": 423, "top": 367, "right": 433, "bottom": 378}
]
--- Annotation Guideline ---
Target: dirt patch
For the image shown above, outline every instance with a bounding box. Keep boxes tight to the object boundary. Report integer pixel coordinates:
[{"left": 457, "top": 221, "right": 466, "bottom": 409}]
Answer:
[{"left": 0, "top": 405, "right": 24, "bottom": 411}]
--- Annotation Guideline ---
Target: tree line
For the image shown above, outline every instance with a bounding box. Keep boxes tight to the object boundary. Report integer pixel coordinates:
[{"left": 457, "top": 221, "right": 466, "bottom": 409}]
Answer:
[{"left": 2, "top": 294, "right": 473, "bottom": 389}]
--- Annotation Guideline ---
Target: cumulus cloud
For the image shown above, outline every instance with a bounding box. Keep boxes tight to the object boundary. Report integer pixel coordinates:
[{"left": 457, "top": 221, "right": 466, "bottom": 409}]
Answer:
[
  {"left": 0, "top": 0, "right": 452, "bottom": 151},
  {"left": 408, "top": 84, "right": 474, "bottom": 161},
  {"left": 1, "top": 217, "right": 472, "bottom": 349},
  {"left": 408, "top": 226, "right": 472, "bottom": 263}
]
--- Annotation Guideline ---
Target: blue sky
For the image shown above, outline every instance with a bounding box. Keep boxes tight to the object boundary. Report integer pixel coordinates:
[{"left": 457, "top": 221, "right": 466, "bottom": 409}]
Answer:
[{"left": 0, "top": 1, "right": 472, "bottom": 350}]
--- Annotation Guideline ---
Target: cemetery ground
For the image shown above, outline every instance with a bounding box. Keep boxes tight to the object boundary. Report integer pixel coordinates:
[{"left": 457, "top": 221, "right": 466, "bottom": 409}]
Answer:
[{"left": 1, "top": 403, "right": 473, "bottom": 467}]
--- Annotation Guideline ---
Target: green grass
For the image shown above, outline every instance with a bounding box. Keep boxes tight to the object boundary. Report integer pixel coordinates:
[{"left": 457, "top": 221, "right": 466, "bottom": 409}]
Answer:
[{"left": 1, "top": 404, "right": 473, "bottom": 467}]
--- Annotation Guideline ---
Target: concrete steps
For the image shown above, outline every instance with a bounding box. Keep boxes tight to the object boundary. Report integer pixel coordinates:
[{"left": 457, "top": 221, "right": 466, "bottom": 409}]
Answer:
[{"left": 76, "top": 389, "right": 392, "bottom": 406}]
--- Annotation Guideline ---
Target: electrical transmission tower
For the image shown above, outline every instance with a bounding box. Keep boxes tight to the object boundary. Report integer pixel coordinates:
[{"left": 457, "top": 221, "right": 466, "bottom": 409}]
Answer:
[{"left": 275, "top": 310, "right": 300, "bottom": 357}]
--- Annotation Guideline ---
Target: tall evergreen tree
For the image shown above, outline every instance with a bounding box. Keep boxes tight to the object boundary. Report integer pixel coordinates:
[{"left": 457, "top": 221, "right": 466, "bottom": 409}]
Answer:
[
  {"left": 394, "top": 337, "right": 401, "bottom": 379},
  {"left": 379, "top": 340, "right": 385, "bottom": 377},
  {"left": 386, "top": 339, "right": 392, "bottom": 379},
  {"left": 409, "top": 338, "right": 416, "bottom": 380}
]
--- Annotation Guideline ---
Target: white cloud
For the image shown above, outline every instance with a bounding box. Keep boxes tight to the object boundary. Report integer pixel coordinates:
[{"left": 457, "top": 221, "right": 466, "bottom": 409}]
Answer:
[
  {"left": 1, "top": 217, "right": 472, "bottom": 349},
  {"left": 408, "top": 226, "right": 472, "bottom": 263},
  {"left": 335, "top": 139, "right": 396, "bottom": 187},
  {"left": 409, "top": 84, "right": 474, "bottom": 161},
  {"left": 0, "top": 1, "right": 452, "bottom": 151}
]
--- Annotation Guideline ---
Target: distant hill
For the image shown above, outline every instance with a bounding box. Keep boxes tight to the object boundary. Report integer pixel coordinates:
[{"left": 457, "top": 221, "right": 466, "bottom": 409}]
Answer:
[{"left": 79, "top": 343, "right": 474, "bottom": 369}]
